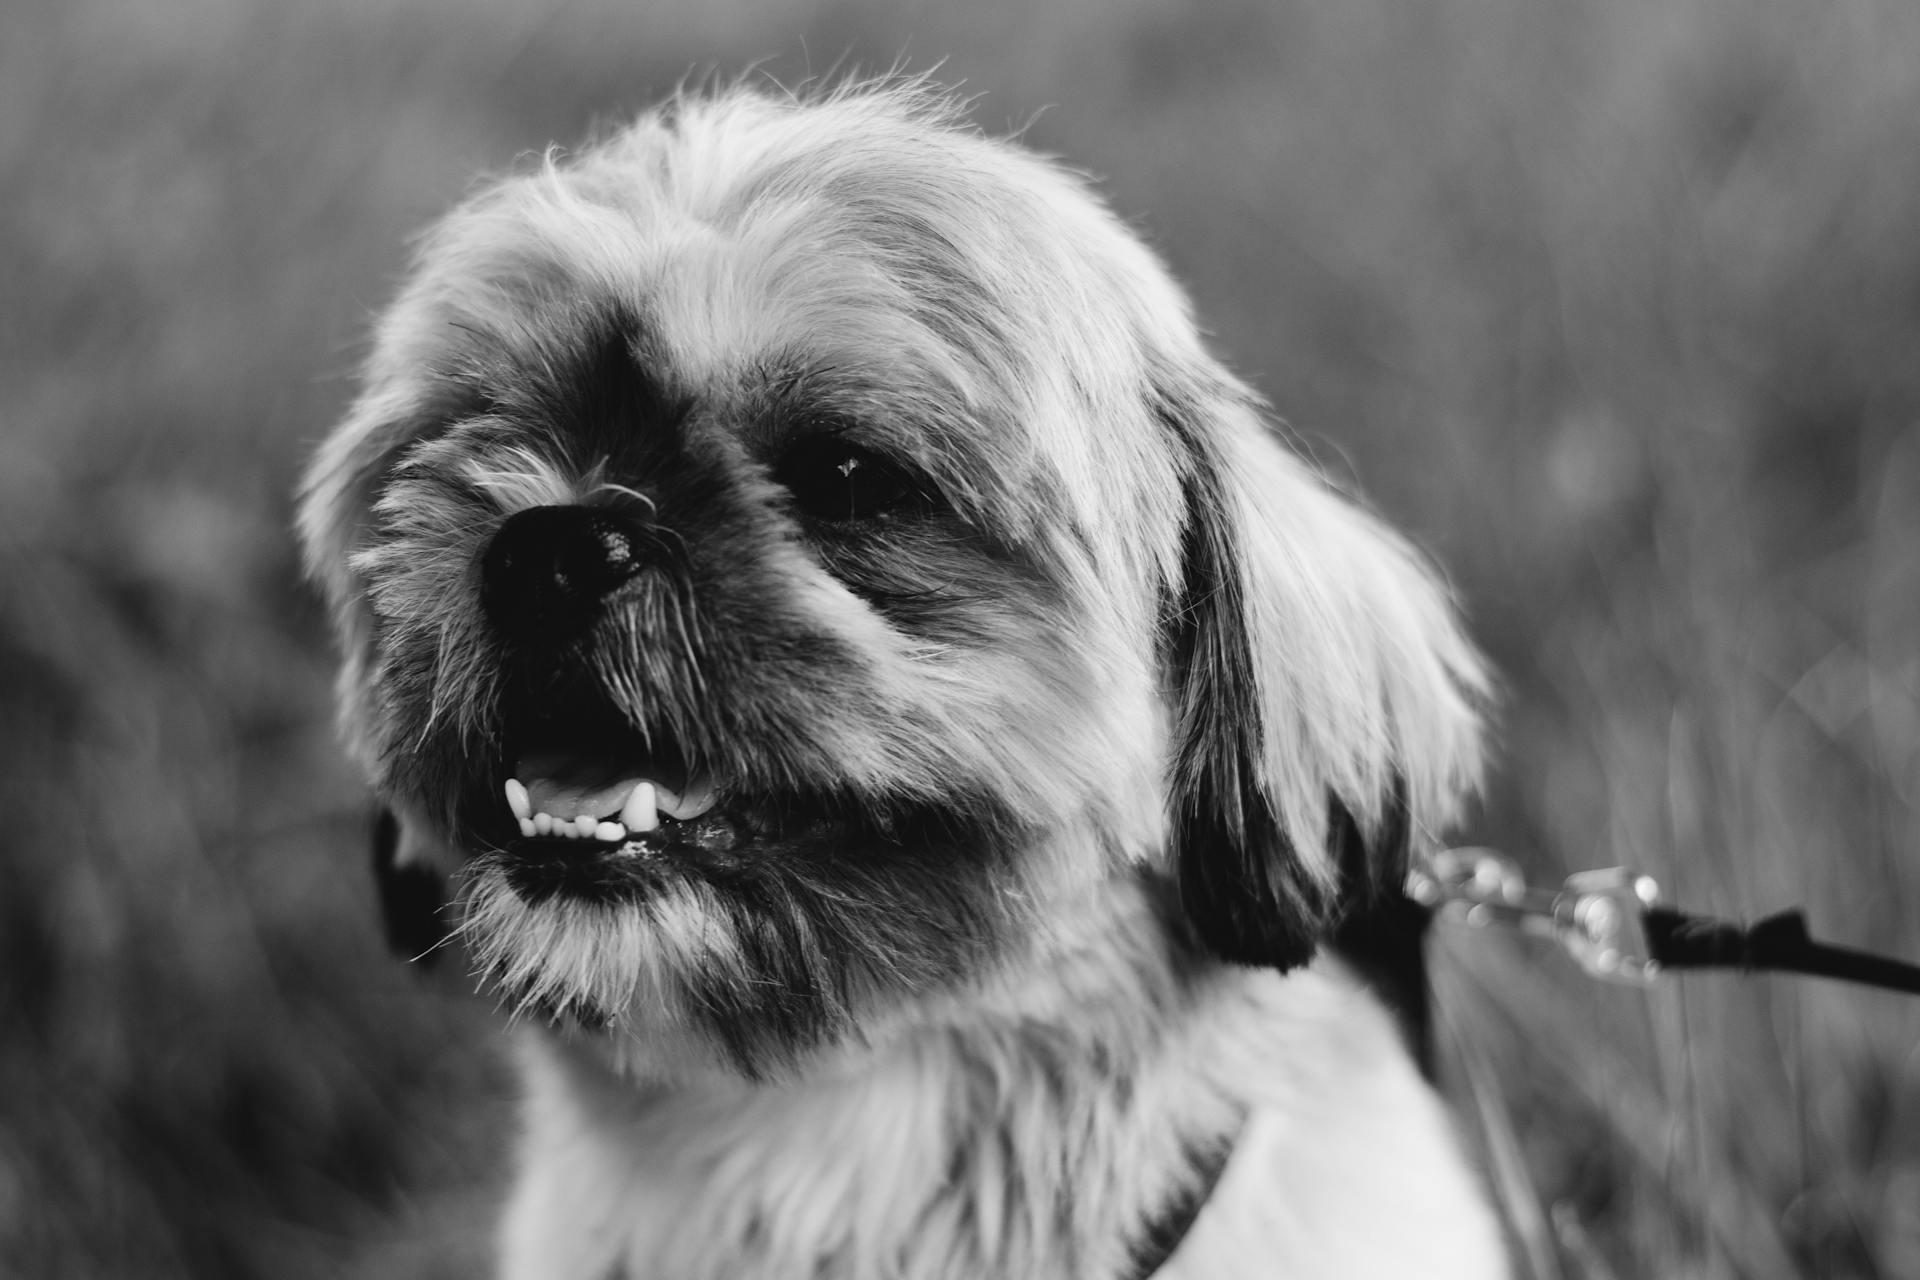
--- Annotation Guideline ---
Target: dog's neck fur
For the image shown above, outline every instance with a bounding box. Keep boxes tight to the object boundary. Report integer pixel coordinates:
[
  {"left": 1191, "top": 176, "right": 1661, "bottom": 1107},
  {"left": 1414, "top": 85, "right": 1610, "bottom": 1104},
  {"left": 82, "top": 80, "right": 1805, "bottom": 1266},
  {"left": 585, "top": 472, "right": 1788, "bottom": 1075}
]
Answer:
[{"left": 496, "top": 877, "right": 1506, "bottom": 1280}]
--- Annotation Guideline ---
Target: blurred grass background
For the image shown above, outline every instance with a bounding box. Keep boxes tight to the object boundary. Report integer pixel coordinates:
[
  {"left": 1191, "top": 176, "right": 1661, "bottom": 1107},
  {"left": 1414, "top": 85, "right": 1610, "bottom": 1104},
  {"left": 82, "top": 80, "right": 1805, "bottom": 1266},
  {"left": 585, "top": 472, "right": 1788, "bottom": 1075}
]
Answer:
[{"left": 5, "top": 0, "right": 1920, "bottom": 1276}]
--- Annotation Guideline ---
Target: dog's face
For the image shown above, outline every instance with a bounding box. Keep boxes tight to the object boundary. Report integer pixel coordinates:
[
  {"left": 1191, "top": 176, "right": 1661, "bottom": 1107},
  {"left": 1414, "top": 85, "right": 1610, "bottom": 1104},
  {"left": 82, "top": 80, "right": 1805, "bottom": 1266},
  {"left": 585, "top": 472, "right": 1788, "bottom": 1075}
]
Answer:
[{"left": 300, "top": 85, "right": 1485, "bottom": 1080}]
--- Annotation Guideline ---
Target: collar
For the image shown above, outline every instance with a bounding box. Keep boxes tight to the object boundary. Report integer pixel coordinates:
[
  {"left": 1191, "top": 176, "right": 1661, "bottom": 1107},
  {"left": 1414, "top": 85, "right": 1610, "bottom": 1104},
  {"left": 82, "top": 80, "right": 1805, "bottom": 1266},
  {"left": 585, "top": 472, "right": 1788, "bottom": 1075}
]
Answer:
[{"left": 1118, "top": 1110, "right": 1246, "bottom": 1280}]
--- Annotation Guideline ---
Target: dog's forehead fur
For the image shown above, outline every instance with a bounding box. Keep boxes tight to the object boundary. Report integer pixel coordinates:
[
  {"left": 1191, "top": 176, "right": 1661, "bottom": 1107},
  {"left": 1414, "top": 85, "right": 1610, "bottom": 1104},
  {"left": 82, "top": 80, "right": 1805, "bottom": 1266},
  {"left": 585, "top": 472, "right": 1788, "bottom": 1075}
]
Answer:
[{"left": 364, "top": 89, "right": 1191, "bottom": 585}]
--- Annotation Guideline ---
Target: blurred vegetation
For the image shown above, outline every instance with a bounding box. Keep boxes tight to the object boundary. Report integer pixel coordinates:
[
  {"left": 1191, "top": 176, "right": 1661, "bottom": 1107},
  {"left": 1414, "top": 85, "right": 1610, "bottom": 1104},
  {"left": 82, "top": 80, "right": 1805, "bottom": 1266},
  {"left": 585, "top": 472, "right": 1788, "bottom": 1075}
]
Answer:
[{"left": 5, "top": 0, "right": 1919, "bottom": 1276}]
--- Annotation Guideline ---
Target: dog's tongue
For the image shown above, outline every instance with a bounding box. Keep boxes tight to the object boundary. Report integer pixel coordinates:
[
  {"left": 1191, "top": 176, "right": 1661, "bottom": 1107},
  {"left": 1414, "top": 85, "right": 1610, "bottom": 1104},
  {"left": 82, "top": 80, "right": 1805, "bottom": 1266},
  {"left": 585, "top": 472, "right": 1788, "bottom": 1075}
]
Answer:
[{"left": 518, "top": 752, "right": 647, "bottom": 820}]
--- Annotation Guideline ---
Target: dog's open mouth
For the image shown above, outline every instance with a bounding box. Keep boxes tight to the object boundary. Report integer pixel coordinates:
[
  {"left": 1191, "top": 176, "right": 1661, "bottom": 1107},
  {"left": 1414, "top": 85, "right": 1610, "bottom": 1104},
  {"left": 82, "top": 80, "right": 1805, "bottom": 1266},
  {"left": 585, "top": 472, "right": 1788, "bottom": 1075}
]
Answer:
[
  {"left": 506, "top": 748, "right": 728, "bottom": 850},
  {"left": 479, "top": 679, "right": 870, "bottom": 902},
  {"left": 495, "top": 699, "right": 768, "bottom": 865}
]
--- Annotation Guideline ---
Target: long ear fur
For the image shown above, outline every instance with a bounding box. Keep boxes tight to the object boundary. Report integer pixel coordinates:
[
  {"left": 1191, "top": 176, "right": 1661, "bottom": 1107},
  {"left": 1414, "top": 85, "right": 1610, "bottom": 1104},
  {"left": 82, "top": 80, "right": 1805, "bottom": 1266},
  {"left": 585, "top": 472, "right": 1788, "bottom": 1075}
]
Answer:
[{"left": 1160, "top": 374, "right": 1487, "bottom": 969}]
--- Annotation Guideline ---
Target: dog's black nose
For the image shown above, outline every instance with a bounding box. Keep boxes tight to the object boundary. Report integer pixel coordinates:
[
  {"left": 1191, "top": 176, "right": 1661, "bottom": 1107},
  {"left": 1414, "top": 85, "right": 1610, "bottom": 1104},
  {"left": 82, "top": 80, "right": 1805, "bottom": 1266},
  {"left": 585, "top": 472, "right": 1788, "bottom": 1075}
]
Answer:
[{"left": 481, "top": 505, "right": 649, "bottom": 644}]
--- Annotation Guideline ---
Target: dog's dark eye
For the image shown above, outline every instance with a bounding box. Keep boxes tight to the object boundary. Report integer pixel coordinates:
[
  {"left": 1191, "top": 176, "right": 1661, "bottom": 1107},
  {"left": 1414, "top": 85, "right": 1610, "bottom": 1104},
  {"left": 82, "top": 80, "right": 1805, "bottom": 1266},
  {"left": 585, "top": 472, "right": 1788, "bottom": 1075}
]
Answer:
[{"left": 775, "top": 437, "right": 927, "bottom": 522}]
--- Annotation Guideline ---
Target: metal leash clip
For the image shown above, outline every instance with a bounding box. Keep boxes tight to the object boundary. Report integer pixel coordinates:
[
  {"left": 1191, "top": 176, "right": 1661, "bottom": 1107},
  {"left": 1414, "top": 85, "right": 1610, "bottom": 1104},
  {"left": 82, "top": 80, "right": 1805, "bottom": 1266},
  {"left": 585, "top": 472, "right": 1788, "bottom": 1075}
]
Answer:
[{"left": 1407, "top": 848, "right": 1665, "bottom": 985}]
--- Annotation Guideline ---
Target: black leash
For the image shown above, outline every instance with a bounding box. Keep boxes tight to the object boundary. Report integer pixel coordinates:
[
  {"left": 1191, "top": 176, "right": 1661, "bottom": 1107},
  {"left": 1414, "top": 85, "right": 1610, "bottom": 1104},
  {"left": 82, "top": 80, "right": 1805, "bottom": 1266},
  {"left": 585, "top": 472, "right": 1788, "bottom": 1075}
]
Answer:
[
  {"left": 1412, "top": 848, "right": 1920, "bottom": 995},
  {"left": 1645, "top": 905, "right": 1920, "bottom": 993}
]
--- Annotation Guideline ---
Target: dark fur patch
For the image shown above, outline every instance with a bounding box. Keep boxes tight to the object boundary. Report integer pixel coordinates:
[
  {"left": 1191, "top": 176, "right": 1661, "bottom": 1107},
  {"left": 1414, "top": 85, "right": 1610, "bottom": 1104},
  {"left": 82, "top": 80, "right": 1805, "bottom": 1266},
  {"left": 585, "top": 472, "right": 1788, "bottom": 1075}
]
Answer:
[
  {"left": 476, "top": 797, "right": 1021, "bottom": 1078},
  {"left": 1325, "top": 782, "right": 1435, "bottom": 1074},
  {"left": 702, "top": 802, "right": 1017, "bottom": 1077},
  {"left": 1156, "top": 382, "right": 1417, "bottom": 971},
  {"left": 1329, "top": 885, "right": 1434, "bottom": 1076},
  {"left": 1158, "top": 387, "right": 1331, "bottom": 969},
  {"left": 449, "top": 302, "right": 693, "bottom": 477},
  {"left": 370, "top": 808, "right": 451, "bottom": 965},
  {"left": 688, "top": 831, "right": 1013, "bottom": 1078}
]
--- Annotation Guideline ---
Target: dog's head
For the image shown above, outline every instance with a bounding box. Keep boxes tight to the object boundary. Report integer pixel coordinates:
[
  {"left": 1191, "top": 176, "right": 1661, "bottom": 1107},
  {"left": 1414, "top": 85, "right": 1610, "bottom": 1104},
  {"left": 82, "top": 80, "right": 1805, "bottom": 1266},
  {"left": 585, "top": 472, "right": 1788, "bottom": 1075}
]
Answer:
[{"left": 299, "top": 83, "right": 1486, "bottom": 1079}]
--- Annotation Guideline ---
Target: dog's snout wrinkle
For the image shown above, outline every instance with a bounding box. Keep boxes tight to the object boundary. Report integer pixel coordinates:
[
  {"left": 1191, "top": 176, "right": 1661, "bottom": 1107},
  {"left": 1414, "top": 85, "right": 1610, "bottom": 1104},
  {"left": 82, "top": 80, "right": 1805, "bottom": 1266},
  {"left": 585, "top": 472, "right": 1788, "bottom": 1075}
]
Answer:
[{"left": 481, "top": 504, "right": 655, "bottom": 644}]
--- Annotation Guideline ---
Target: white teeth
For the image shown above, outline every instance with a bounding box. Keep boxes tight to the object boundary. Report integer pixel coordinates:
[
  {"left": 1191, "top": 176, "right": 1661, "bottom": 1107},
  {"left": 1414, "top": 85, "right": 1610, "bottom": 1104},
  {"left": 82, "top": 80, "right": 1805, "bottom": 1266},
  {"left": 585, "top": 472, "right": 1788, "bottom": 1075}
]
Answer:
[
  {"left": 526, "top": 811, "right": 585, "bottom": 838},
  {"left": 511, "top": 776, "right": 717, "bottom": 841},
  {"left": 659, "top": 775, "right": 716, "bottom": 821},
  {"left": 522, "top": 810, "right": 626, "bottom": 840},
  {"left": 620, "top": 781, "right": 659, "bottom": 832}
]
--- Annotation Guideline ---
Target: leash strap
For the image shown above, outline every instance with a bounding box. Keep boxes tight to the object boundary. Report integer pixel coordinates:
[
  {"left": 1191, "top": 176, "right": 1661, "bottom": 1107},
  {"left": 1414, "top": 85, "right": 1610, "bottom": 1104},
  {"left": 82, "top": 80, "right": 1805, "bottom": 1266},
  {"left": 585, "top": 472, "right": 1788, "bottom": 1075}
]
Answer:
[
  {"left": 1411, "top": 848, "right": 1920, "bottom": 997},
  {"left": 1645, "top": 906, "right": 1920, "bottom": 994}
]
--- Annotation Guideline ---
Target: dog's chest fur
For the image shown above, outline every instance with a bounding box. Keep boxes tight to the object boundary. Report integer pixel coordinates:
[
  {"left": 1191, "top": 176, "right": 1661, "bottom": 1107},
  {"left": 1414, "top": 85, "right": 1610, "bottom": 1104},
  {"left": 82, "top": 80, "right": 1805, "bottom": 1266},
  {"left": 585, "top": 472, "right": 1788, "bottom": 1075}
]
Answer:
[{"left": 497, "top": 888, "right": 1505, "bottom": 1280}]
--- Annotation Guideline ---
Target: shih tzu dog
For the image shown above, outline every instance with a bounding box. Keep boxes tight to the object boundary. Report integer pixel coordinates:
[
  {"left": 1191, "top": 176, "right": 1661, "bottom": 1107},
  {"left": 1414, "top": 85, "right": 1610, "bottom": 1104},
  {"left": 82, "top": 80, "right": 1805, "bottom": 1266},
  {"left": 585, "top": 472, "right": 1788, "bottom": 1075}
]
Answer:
[{"left": 299, "top": 81, "right": 1508, "bottom": 1279}]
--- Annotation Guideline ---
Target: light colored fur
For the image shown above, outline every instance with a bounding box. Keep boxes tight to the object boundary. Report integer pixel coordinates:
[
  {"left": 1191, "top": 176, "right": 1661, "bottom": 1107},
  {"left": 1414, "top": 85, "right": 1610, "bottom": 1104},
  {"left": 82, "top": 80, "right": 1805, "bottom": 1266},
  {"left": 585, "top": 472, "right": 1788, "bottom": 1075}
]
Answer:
[
  {"left": 300, "top": 79, "right": 1507, "bottom": 1279},
  {"left": 501, "top": 882, "right": 1500, "bottom": 1280}
]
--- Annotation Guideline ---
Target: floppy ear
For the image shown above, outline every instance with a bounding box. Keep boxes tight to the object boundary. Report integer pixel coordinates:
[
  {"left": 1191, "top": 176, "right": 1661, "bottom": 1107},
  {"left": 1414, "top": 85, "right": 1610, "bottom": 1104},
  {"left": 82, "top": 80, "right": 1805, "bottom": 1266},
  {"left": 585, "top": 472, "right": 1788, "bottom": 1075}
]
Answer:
[{"left": 1160, "top": 376, "right": 1487, "bottom": 969}]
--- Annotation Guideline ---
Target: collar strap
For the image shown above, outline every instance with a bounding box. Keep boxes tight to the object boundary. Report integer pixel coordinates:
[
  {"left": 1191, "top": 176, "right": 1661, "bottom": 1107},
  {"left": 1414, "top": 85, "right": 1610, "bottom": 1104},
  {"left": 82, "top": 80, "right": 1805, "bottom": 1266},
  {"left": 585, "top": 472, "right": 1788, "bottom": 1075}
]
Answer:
[{"left": 1118, "top": 1110, "right": 1246, "bottom": 1280}]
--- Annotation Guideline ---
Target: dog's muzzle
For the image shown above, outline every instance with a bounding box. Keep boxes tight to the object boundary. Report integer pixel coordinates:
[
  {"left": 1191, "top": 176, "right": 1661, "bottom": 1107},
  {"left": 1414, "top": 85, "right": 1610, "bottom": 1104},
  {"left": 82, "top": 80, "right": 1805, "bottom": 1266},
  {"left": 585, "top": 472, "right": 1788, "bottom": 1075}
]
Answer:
[
  {"left": 469, "top": 502, "right": 864, "bottom": 904},
  {"left": 474, "top": 502, "right": 735, "bottom": 890}
]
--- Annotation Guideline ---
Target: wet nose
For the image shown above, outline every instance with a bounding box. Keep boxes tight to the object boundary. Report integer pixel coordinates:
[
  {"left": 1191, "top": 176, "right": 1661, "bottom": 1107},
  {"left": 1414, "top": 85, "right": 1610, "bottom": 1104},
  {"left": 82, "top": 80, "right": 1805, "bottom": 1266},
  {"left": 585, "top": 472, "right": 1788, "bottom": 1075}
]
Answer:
[{"left": 480, "top": 505, "right": 649, "bottom": 644}]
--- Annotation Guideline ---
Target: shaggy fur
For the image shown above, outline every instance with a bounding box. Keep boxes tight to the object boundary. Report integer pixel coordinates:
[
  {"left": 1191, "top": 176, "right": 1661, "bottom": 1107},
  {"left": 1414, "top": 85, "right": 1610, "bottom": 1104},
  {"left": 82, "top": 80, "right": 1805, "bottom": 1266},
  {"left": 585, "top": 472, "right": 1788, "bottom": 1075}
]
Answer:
[{"left": 300, "top": 80, "right": 1507, "bottom": 1279}]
